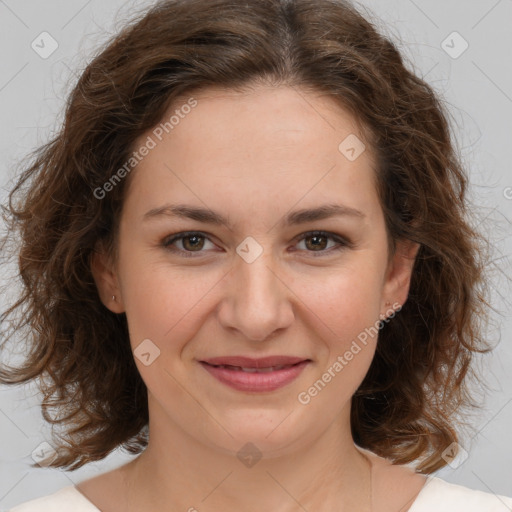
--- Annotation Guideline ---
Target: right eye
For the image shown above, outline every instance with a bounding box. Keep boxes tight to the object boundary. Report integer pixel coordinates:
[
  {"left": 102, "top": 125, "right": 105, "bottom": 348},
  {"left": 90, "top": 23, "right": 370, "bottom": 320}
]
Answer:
[{"left": 161, "top": 231, "right": 217, "bottom": 257}]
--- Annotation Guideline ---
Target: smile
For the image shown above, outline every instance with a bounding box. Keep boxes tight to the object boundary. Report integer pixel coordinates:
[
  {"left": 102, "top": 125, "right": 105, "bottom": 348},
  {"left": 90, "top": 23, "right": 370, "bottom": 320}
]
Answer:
[{"left": 199, "top": 360, "right": 310, "bottom": 392}]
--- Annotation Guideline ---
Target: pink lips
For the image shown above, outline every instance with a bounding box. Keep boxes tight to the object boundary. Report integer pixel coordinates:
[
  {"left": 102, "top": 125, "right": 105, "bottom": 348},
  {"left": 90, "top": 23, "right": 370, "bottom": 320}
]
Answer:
[{"left": 199, "top": 355, "right": 310, "bottom": 392}]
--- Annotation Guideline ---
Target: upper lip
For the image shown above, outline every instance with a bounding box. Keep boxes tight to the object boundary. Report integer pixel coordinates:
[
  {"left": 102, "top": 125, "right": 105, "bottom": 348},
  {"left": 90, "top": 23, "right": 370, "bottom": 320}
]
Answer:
[{"left": 200, "top": 356, "right": 309, "bottom": 368}]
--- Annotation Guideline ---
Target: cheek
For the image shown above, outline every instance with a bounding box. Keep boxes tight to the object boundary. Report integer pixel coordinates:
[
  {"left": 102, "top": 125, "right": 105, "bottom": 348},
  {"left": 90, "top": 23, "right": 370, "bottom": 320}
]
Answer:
[
  {"left": 301, "top": 268, "right": 384, "bottom": 398},
  {"left": 302, "top": 264, "right": 384, "bottom": 338},
  {"left": 118, "top": 249, "right": 225, "bottom": 355},
  {"left": 291, "top": 274, "right": 382, "bottom": 417},
  {"left": 119, "top": 265, "right": 213, "bottom": 394}
]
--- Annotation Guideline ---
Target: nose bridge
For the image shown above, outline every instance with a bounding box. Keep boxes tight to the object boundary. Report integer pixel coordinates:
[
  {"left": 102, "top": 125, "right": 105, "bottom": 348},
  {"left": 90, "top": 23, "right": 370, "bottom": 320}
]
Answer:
[
  {"left": 239, "top": 249, "right": 279, "bottom": 306},
  {"left": 219, "top": 242, "right": 294, "bottom": 341}
]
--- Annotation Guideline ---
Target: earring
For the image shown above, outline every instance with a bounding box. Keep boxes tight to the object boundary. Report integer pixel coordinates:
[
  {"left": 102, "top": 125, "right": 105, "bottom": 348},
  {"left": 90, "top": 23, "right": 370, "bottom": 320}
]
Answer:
[{"left": 112, "top": 295, "right": 116, "bottom": 301}]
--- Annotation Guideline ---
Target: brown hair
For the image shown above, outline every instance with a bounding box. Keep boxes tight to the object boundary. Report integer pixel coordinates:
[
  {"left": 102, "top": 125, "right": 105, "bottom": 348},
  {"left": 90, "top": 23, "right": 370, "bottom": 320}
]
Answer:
[{"left": 0, "top": 0, "right": 492, "bottom": 472}]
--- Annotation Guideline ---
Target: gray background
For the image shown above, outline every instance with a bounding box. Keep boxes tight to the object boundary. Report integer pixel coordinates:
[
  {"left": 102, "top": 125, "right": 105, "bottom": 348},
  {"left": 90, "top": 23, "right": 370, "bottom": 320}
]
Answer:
[{"left": 0, "top": 0, "right": 511, "bottom": 509}]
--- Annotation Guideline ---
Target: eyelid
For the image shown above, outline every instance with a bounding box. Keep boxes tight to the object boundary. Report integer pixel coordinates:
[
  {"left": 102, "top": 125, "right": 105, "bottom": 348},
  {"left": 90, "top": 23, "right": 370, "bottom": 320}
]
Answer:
[
  {"left": 161, "top": 230, "right": 353, "bottom": 257},
  {"left": 290, "top": 230, "right": 354, "bottom": 250}
]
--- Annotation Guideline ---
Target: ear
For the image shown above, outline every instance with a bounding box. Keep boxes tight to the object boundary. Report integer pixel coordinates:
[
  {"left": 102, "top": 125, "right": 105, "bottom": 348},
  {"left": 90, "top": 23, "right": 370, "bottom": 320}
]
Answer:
[
  {"left": 90, "top": 240, "right": 125, "bottom": 314},
  {"left": 380, "top": 239, "right": 420, "bottom": 317}
]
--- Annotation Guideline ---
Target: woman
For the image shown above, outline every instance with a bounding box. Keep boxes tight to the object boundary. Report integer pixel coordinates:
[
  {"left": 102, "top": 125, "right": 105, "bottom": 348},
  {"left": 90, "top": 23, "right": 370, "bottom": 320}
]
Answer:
[{"left": 1, "top": 0, "right": 511, "bottom": 510}]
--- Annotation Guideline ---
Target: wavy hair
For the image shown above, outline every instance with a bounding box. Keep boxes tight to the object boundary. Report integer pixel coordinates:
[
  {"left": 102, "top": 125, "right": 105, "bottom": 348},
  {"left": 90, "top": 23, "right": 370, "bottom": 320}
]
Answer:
[{"left": 0, "top": 0, "right": 491, "bottom": 472}]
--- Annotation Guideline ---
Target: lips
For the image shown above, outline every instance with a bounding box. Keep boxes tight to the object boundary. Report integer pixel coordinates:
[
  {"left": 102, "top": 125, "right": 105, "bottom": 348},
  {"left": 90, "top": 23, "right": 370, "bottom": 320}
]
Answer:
[{"left": 199, "top": 356, "right": 311, "bottom": 392}]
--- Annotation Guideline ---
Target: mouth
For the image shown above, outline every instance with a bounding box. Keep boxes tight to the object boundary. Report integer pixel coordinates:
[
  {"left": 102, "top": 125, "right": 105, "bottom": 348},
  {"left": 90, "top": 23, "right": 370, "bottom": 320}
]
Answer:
[
  {"left": 203, "top": 363, "right": 301, "bottom": 373},
  {"left": 199, "top": 356, "right": 311, "bottom": 392}
]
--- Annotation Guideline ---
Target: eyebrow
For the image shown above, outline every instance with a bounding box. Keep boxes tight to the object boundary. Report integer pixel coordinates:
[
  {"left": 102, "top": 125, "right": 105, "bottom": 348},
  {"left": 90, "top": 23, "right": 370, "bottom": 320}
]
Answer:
[{"left": 142, "top": 203, "right": 365, "bottom": 228}]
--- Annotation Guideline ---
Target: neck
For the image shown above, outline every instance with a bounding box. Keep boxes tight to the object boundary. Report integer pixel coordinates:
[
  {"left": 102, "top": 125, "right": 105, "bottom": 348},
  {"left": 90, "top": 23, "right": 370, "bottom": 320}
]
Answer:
[{"left": 123, "top": 397, "right": 372, "bottom": 512}]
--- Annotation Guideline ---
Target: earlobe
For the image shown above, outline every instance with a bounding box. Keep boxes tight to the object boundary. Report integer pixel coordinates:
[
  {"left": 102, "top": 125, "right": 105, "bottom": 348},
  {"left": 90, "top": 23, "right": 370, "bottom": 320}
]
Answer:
[
  {"left": 381, "top": 240, "right": 420, "bottom": 314},
  {"left": 90, "top": 243, "right": 125, "bottom": 314}
]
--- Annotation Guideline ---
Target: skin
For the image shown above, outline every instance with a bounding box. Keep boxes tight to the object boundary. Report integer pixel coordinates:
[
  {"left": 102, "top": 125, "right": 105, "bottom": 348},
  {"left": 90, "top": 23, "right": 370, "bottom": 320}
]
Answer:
[{"left": 85, "top": 84, "right": 427, "bottom": 512}]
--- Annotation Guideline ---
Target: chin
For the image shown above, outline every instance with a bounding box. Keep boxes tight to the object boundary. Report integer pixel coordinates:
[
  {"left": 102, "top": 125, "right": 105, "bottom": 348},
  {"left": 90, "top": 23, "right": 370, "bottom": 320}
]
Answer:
[{"left": 212, "top": 409, "right": 314, "bottom": 456}]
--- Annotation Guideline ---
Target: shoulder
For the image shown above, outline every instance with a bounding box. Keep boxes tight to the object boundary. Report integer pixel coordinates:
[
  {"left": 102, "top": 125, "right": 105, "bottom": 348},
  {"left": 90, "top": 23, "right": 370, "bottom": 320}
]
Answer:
[
  {"left": 410, "top": 476, "right": 512, "bottom": 512},
  {"left": 8, "top": 486, "right": 100, "bottom": 512}
]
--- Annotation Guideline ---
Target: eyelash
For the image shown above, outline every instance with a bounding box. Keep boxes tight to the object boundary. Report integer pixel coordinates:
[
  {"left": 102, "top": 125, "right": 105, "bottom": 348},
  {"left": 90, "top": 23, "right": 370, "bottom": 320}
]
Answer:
[{"left": 161, "top": 230, "right": 352, "bottom": 258}]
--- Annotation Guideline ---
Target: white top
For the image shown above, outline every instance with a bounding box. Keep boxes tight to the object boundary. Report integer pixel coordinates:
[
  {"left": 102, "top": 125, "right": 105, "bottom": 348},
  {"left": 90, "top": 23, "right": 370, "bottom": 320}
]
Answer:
[{"left": 8, "top": 476, "right": 512, "bottom": 511}]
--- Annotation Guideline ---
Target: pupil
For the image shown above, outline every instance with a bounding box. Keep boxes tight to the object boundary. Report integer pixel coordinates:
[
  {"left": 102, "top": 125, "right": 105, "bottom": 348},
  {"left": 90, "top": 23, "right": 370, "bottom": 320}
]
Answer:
[
  {"left": 184, "top": 235, "right": 203, "bottom": 250},
  {"left": 308, "top": 235, "right": 326, "bottom": 250}
]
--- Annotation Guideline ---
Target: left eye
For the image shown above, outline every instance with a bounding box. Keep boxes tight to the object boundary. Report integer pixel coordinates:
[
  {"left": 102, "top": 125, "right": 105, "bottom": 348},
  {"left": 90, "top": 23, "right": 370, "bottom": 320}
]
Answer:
[{"left": 162, "top": 230, "right": 350, "bottom": 258}]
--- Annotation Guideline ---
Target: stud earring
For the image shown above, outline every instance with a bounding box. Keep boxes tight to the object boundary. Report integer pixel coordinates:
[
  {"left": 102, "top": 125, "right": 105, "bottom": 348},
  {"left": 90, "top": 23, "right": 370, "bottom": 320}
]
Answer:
[{"left": 112, "top": 295, "right": 116, "bottom": 301}]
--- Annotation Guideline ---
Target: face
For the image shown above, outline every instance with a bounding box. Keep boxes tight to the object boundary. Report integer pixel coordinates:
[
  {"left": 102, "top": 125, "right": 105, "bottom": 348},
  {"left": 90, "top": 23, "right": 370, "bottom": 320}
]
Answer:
[{"left": 92, "top": 85, "right": 417, "bottom": 458}]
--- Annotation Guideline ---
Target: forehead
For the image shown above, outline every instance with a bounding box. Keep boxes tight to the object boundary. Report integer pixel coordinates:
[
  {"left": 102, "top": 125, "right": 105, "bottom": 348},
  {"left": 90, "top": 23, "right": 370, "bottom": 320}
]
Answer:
[
  {"left": 123, "top": 85, "right": 381, "bottom": 227},
  {"left": 173, "top": 84, "right": 369, "bottom": 151}
]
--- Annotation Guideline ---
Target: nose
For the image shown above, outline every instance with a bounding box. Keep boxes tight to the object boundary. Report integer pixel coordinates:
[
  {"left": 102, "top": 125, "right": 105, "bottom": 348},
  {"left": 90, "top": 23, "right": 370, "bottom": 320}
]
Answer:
[{"left": 216, "top": 248, "right": 295, "bottom": 342}]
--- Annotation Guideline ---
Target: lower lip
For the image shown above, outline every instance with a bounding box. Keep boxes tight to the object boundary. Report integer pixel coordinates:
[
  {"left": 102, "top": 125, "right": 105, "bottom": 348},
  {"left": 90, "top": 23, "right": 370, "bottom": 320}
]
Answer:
[{"left": 200, "top": 361, "right": 310, "bottom": 392}]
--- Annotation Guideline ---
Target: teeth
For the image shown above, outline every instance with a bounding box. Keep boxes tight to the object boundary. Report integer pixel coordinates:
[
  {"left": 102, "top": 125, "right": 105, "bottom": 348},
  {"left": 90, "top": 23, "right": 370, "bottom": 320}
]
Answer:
[{"left": 215, "top": 364, "right": 288, "bottom": 372}]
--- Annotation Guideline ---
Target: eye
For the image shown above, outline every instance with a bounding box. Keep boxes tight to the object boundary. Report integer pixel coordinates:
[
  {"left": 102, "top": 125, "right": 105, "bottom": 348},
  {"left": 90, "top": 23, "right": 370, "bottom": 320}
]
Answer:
[
  {"left": 162, "top": 231, "right": 216, "bottom": 257},
  {"left": 292, "top": 230, "right": 352, "bottom": 257},
  {"left": 161, "top": 230, "right": 352, "bottom": 258}
]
